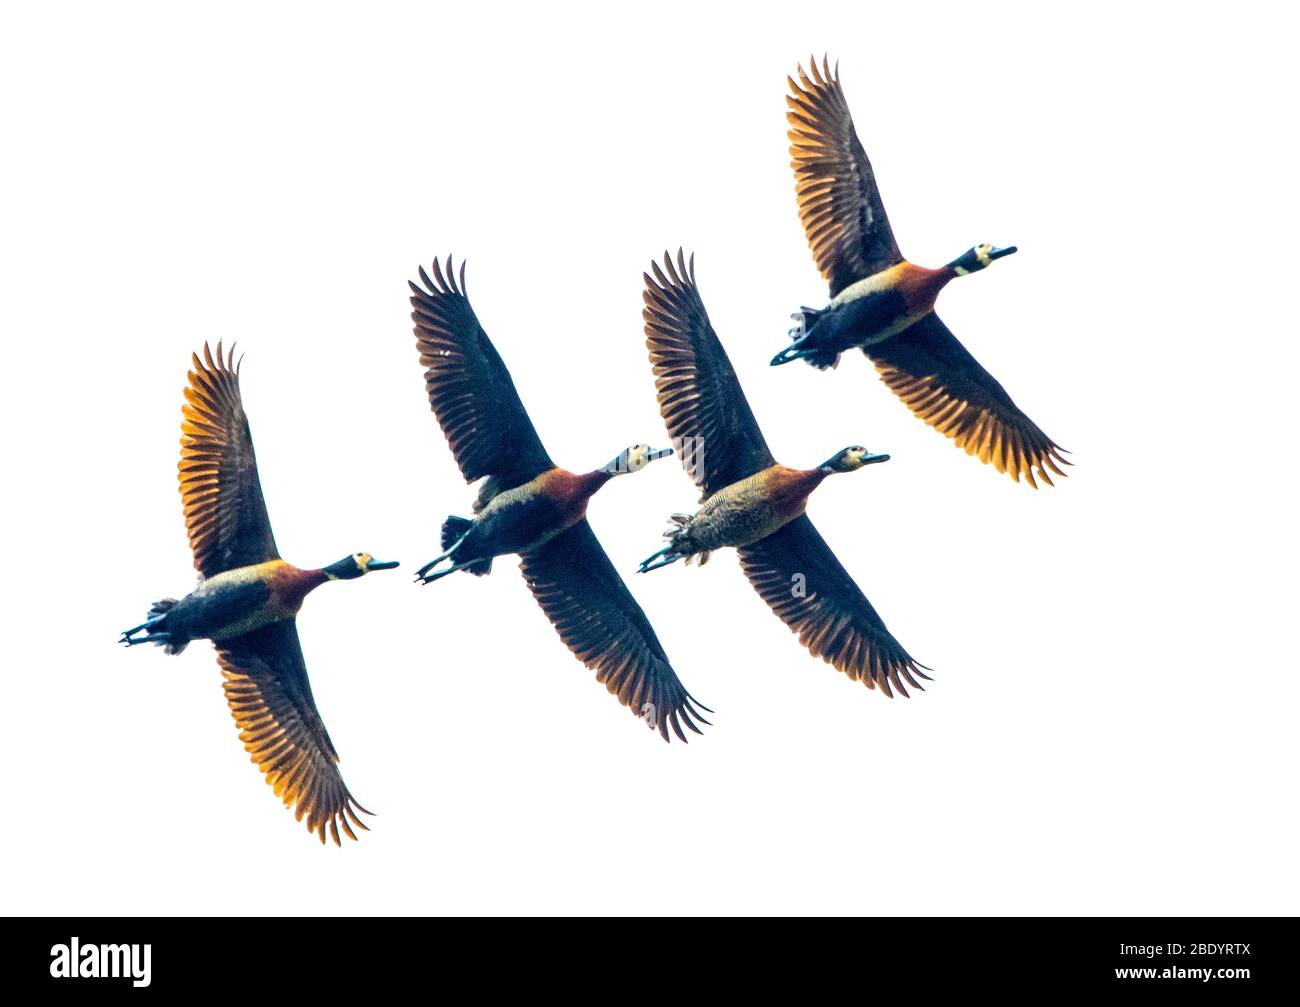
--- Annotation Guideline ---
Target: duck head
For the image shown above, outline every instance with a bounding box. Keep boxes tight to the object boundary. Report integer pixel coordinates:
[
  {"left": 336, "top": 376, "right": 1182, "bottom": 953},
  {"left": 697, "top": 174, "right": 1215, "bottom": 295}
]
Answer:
[
  {"left": 948, "top": 243, "right": 1017, "bottom": 276},
  {"left": 601, "top": 444, "right": 674, "bottom": 476},
  {"left": 819, "top": 445, "right": 891, "bottom": 474},
  {"left": 323, "top": 552, "right": 401, "bottom": 580}
]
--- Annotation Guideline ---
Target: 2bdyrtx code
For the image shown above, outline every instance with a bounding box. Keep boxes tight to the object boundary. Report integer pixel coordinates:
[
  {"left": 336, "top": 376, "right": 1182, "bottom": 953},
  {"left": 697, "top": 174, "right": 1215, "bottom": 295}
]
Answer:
[{"left": 1120, "top": 943, "right": 1251, "bottom": 957}]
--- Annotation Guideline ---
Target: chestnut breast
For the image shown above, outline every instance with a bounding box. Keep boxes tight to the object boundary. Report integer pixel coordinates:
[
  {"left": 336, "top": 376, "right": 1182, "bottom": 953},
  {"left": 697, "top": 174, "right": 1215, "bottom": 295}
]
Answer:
[
  {"left": 477, "top": 467, "right": 609, "bottom": 554},
  {"left": 829, "top": 261, "right": 952, "bottom": 344}
]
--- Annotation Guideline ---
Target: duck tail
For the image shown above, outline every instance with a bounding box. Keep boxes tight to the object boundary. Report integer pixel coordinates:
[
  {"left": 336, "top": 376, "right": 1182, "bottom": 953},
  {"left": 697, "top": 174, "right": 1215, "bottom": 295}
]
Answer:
[
  {"left": 148, "top": 597, "right": 177, "bottom": 620},
  {"left": 440, "top": 515, "right": 473, "bottom": 550},
  {"left": 794, "top": 305, "right": 823, "bottom": 333},
  {"left": 121, "top": 598, "right": 188, "bottom": 654},
  {"left": 771, "top": 307, "right": 841, "bottom": 370},
  {"left": 638, "top": 514, "right": 705, "bottom": 573},
  {"left": 440, "top": 515, "right": 492, "bottom": 576}
]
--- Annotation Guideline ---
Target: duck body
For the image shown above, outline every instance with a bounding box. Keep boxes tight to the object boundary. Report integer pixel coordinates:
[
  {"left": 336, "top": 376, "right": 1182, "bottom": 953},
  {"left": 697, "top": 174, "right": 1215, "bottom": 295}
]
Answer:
[
  {"left": 134, "top": 560, "right": 329, "bottom": 654},
  {"left": 432, "top": 467, "right": 611, "bottom": 576},
  {"left": 660, "top": 465, "right": 825, "bottom": 560},
  {"left": 788, "top": 263, "right": 952, "bottom": 369}
]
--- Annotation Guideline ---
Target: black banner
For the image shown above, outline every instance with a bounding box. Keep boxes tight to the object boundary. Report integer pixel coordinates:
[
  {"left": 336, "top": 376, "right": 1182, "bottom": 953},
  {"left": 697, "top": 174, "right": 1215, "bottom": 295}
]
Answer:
[{"left": 3, "top": 918, "right": 1287, "bottom": 995}]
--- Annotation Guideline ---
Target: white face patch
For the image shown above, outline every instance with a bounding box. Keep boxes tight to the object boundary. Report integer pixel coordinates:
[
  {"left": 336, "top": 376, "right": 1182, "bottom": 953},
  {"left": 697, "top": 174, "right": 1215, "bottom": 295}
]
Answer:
[
  {"left": 839, "top": 447, "right": 867, "bottom": 469},
  {"left": 975, "top": 243, "right": 993, "bottom": 267},
  {"left": 627, "top": 445, "right": 649, "bottom": 471}
]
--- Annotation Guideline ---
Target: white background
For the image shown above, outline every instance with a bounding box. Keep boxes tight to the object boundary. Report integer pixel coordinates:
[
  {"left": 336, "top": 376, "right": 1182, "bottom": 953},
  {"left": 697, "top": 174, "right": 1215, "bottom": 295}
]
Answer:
[{"left": 3, "top": 1, "right": 1296, "bottom": 916}]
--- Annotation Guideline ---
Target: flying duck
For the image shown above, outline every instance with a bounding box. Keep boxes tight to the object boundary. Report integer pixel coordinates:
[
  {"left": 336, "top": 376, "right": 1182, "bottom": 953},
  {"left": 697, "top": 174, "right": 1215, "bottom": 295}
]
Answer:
[
  {"left": 409, "top": 256, "right": 710, "bottom": 742},
  {"left": 120, "top": 343, "right": 399, "bottom": 844},
  {"left": 771, "top": 57, "right": 1069, "bottom": 488},
  {"left": 640, "top": 251, "right": 929, "bottom": 698}
]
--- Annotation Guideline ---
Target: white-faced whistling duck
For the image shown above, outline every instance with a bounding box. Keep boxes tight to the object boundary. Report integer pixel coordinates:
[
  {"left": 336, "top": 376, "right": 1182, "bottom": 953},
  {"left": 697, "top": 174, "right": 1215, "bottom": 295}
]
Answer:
[
  {"left": 771, "top": 57, "right": 1069, "bottom": 488},
  {"left": 119, "top": 343, "right": 399, "bottom": 845},
  {"left": 409, "top": 257, "right": 710, "bottom": 742},
  {"left": 640, "top": 252, "right": 929, "bottom": 698}
]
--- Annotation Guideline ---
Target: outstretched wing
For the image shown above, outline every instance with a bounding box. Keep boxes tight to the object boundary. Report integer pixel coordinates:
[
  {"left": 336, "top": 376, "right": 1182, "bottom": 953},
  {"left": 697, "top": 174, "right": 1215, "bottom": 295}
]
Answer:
[
  {"left": 180, "top": 342, "right": 279, "bottom": 579},
  {"left": 519, "top": 520, "right": 710, "bottom": 742},
  {"left": 869, "top": 312, "right": 1070, "bottom": 487},
  {"left": 738, "top": 516, "right": 929, "bottom": 698},
  {"left": 217, "top": 621, "right": 370, "bottom": 845},
  {"left": 787, "top": 56, "right": 903, "bottom": 296},
  {"left": 643, "top": 250, "right": 775, "bottom": 500},
  {"left": 410, "top": 256, "right": 554, "bottom": 493}
]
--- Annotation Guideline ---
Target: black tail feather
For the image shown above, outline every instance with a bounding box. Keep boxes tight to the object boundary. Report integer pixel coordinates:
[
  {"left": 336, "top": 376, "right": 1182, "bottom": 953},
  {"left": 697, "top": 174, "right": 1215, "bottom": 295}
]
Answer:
[
  {"left": 121, "top": 598, "right": 188, "bottom": 654},
  {"left": 440, "top": 515, "right": 491, "bottom": 576},
  {"left": 773, "top": 307, "right": 841, "bottom": 370},
  {"left": 441, "top": 515, "right": 473, "bottom": 550},
  {"left": 148, "top": 598, "right": 178, "bottom": 620},
  {"left": 793, "top": 305, "right": 823, "bottom": 333}
]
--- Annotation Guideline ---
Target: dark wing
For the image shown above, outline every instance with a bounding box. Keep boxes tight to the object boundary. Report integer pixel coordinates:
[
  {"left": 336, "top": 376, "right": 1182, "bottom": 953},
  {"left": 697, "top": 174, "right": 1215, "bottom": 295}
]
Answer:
[
  {"left": 179, "top": 342, "right": 279, "bottom": 579},
  {"left": 787, "top": 56, "right": 903, "bottom": 296},
  {"left": 519, "top": 520, "right": 710, "bottom": 742},
  {"left": 410, "top": 256, "right": 554, "bottom": 492},
  {"left": 643, "top": 250, "right": 775, "bottom": 500},
  {"left": 217, "top": 621, "right": 370, "bottom": 846},
  {"left": 738, "top": 516, "right": 929, "bottom": 698},
  {"left": 869, "top": 313, "right": 1070, "bottom": 488}
]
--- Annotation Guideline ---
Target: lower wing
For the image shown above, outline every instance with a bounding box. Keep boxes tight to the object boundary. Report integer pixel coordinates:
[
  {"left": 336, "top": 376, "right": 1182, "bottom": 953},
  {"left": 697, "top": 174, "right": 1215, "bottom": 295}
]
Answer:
[
  {"left": 738, "top": 515, "right": 929, "bottom": 697},
  {"left": 869, "top": 312, "right": 1069, "bottom": 487},
  {"left": 519, "top": 520, "right": 711, "bottom": 741}
]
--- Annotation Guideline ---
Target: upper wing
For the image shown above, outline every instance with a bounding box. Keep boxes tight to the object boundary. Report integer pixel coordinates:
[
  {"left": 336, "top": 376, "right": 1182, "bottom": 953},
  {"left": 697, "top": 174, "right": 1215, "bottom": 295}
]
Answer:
[
  {"left": 787, "top": 56, "right": 903, "bottom": 296},
  {"left": 737, "top": 516, "right": 928, "bottom": 698},
  {"left": 519, "top": 520, "right": 710, "bottom": 742},
  {"left": 643, "top": 250, "right": 775, "bottom": 500},
  {"left": 869, "top": 313, "right": 1070, "bottom": 487},
  {"left": 179, "top": 342, "right": 279, "bottom": 579},
  {"left": 217, "top": 621, "right": 370, "bottom": 845},
  {"left": 410, "top": 256, "right": 554, "bottom": 491}
]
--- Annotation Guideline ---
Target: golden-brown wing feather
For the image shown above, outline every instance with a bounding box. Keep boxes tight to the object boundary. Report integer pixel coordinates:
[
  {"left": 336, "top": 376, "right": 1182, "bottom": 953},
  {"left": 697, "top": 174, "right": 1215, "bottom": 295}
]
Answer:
[
  {"left": 410, "top": 256, "right": 554, "bottom": 492},
  {"left": 179, "top": 342, "right": 279, "bottom": 578},
  {"left": 870, "top": 313, "right": 1070, "bottom": 487},
  {"left": 217, "top": 621, "right": 370, "bottom": 845},
  {"left": 519, "top": 520, "right": 710, "bottom": 742},
  {"left": 643, "top": 250, "right": 774, "bottom": 500},
  {"left": 788, "top": 56, "right": 903, "bottom": 296},
  {"left": 738, "top": 516, "right": 929, "bottom": 698}
]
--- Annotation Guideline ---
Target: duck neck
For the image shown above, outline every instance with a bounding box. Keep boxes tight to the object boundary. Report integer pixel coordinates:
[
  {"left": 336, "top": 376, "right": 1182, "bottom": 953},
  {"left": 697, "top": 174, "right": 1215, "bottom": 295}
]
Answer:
[
  {"left": 762, "top": 466, "right": 828, "bottom": 519},
  {"left": 896, "top": 262, "right": 956, "bottom": 315},
  {"left": 544, "top": 468, "right": 609, "bottom": 525},
  {"left": 578, "top": 468, "right": 616, "bottom": 498},
  {"left": 275, "top": 565, "right": 331, "bottom": 611},
  {"left": 794, "top": 466, "right": 832, "bottom": 499}
]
